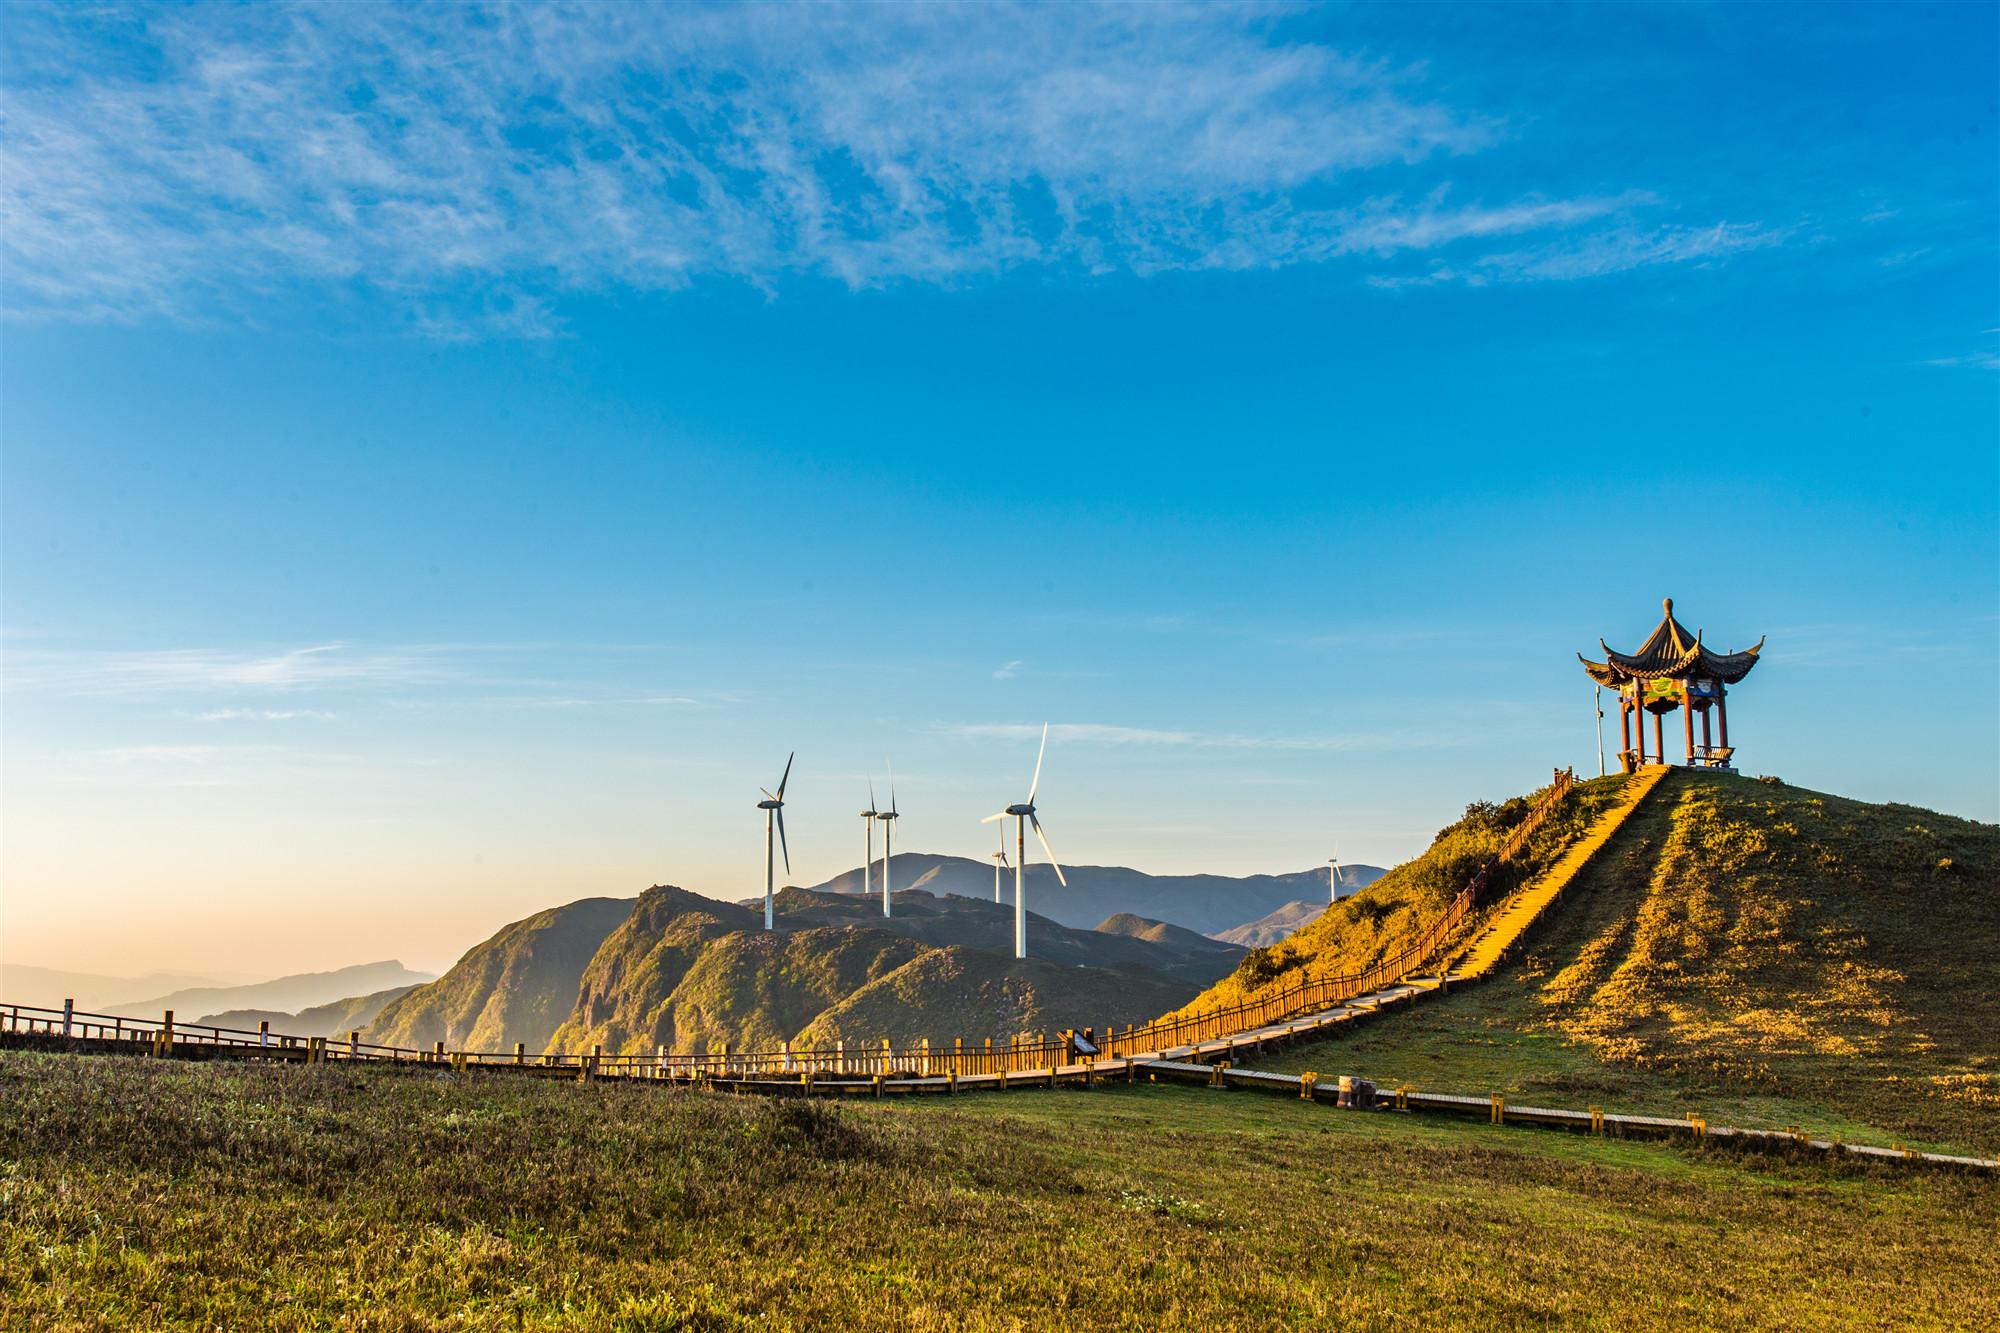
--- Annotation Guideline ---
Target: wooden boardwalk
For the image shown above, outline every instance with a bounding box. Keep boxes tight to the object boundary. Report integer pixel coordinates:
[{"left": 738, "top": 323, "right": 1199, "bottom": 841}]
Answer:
[
  {"left": 28, "top": 759, "right": 1958, "bottom": 1169},
  {"left": 1445, "top": 763, "right": 1671, "bottom": 981}
]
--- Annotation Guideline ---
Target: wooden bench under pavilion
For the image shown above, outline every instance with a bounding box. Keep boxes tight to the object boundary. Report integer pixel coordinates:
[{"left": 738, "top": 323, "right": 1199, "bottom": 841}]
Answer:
[{"left": 1579, "top": 598, "right": 1763, "bottom": 773}]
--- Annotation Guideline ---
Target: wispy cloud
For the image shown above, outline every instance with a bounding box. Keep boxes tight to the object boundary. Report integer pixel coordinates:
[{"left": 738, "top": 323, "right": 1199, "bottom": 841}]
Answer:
[
  {"left": 5, "top": 643, "right": 446, "bottom": 696},
  {"left": 1368, "top": 221, "right": 1783, "bottom": 289},
  {"left": 190, "top": 708, "right": 336, "bottom": 723},
  {"left": 992, "top": 660, "right": 1023, "bottom": 681},
  {"left": 1, "top": 2, "right": 1773, "bottom": 332},
  {"left": 1924, "top": 331, "right": 2000, "bottom": 371}
]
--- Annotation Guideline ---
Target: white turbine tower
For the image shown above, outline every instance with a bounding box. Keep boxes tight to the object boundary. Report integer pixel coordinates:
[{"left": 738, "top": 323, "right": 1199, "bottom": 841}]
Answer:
[
  {"left": 755, "top": 753, "right": 793, "bottom": 932},
  {"left": 982, "top": 723, "right": 1066, "bottom": 959},
  {"left": 1328, "top": 847, "right": 1341, "bottom": 905},
  {"left": 859, "top": 778, "right": 879, "bottom": 904},
  {"left": 876, "top": 764, "right": 899, "bottom": 917},
  {"left": 991, "top": 821, "right": 1011, "bottom": 903}
]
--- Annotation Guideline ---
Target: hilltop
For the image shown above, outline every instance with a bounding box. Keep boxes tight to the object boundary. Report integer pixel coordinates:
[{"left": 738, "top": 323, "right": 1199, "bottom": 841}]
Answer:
[
  {"left": 365, "top": 897, "right": 635, "bottom": 1052},
  {"left": 547, "top": 886, "right": 1240, "bottom": 1056},
  {"left": 1195, "top": 769, "right": 2000, "bottom": 1153},
  {"left": 807, "top": 853, "right": 1383, "bottom": 936}
]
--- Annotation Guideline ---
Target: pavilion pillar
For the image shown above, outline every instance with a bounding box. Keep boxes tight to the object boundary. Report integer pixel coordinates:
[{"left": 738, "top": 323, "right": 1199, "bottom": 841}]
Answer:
[
  {"left": 1701, "top": 703, "right": 1713, "bottom": 755},
  {"left": 1620, "top": 694, "right": 1633, "bottom": 765},
  {"left": 1716, "top": 686, "right": 1730, "bottom": 750},
  {"left": 1652, "top": 708, "right": 1664, "bottom": 767},
  {"left": 1681, "top": 682, "right": 1695, "bottom": 764}
]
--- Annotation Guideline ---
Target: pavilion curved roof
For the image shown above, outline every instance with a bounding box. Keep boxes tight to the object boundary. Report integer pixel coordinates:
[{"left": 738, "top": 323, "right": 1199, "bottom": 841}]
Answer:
[{"left": 1579, "top": 598, "right": 1763, "bottom": 687}]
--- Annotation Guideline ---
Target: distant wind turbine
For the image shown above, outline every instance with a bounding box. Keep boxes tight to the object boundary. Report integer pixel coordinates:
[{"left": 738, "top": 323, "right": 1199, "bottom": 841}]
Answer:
[
  {"left": 1329, "top": 848, "right": 1341, "bottom": 905},
  {"left": 982, "top": 723, "right": 1066, "bottom": 959},
  {"left": 755, "top": 753, "right": 793, "bottom": 932},
  {"left": 992, "top": 822, "right": 1011, "bottom": 903},
  {"left": 876, "top": 763, "right": 899, "bottom": 917},
  {"left": 859, "top": 778, "right": 879, "bottom": 905}
]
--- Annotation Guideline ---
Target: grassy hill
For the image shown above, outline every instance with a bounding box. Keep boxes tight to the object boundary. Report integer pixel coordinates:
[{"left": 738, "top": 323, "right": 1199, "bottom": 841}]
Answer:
[
  {"left": 5, "top": 1051, "right": 1991, "bottom": 1329},
  {"left": 365, "top": 897, "right": 635, "bottom": 1053},
  {"left": 547, "top": 886, "right": 1239, "bottom": 1056},
  {"left": 1244, "top": 770, "right": 1999, "bottom": 1154},
  {"left": 1166, "top": 771, "right": 1635, "bottom": 1022},
  {"left": 796, "top": 945, "right": 1193, "bottom": 1045}
]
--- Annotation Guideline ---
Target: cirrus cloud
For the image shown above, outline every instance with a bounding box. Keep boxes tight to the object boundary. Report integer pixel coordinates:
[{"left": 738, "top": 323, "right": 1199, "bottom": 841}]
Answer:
[{"left": 1, "top": 1, "right": 1777, "bottom": 334}]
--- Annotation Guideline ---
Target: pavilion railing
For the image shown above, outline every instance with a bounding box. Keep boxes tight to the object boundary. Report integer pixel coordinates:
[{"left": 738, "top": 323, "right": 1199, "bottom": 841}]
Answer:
[{"left": 2, "top": 770, "right": 1578, "bottom": 1081}]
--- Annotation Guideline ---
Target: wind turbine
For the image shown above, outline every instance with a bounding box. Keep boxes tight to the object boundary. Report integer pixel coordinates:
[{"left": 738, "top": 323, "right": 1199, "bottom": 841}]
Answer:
[
  {"left": 876, "top": 763, "right": 898, "bottom": 917},
  {"left": 991, "top": 821, "right": 1011, "bottom": 903},
  {"left": 1328, "top": 847, "right": 1341, "bottom": 905},
  {"left": 859, "top": 778, "right": 879, "bottom": 905},
  {"left": 755, "top": 753, "right": 793, "bottom": 932},
  {"left": 982, "top": 723, "right": 1066, "bottom": 959}
]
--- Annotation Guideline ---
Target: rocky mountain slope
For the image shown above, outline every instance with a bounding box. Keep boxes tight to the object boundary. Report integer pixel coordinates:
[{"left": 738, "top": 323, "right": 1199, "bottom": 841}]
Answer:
[{"left": 364, "top": 897, "right": 634, "bottom": 1052}]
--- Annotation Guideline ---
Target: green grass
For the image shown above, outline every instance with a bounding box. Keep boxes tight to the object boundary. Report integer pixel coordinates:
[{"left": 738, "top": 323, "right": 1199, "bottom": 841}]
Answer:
[
  {"left": 3, "top": 1051, "right": 1995, "bottom": 1330},
  {"left": 1241, "top": 770, "right": 1999, "bottom": 1157}
]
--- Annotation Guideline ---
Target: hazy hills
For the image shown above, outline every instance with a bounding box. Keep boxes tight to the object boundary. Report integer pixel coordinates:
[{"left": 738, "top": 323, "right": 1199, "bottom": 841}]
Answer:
[
  {"left": 1212, "top": 900, "right": 1329, "bottom": 948},
  {"left": 99, "top": 960, "right": 435, "bottom": 1021},
  {"left": 807, "top": 853, "right": 1384, "bottom": 936},
  {"left": 198, "top": 984, "right": 422, "bottom": 1037},
  {"left": 0, "top": 965, "right": 244, "bottom": 1013}
]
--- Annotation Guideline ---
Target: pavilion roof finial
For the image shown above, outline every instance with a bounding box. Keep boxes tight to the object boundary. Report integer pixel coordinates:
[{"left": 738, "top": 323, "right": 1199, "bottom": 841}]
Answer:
[{"left": 1579, "top": 598, "right": 1764, "bottom": 688}]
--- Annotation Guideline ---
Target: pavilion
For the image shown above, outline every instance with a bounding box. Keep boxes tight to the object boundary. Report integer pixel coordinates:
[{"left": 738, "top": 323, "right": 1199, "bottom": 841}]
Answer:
[{"left": 1580, "top": 598, "right": 1763, "bottom": 772}]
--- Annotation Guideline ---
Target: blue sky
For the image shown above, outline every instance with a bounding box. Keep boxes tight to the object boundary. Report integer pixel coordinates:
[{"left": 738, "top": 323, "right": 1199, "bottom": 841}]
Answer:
[{"left": 3, "top": 2, "right": 1994, "bottom": 977}]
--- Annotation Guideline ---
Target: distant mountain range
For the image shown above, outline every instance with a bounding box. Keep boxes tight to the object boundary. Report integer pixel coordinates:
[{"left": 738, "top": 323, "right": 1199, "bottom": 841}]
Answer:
[
  {"left": 198, "top": 984, "right": 423, "bottom": 1037},
  {"left": 550, "top": 885, "right": 1242, "bottom": 1054},
  {"left": 101, "top": 961, "right": 435, "bottom": 1021},
  {"left": 807, "top": 853, "right": 1384, "bottom": 937},
  {"left": 1212, "top": 900, "right": 1330, "bottom": 948},
  {"left": 362, "top": 884, "right": 1246, "bottom": 1057},
  {"left": 0, "top": 964, "right": 244, "bottom": 1013}
]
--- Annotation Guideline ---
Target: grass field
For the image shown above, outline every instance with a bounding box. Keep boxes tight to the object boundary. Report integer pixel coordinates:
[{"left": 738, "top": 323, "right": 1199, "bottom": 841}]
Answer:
[{"left": 3, "top": 1050, "right": 1994, "bottom": 1330}]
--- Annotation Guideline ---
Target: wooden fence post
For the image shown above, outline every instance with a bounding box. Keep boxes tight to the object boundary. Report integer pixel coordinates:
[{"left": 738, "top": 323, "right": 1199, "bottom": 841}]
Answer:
[
  {"left": 349, "top": 1030, "right": 360, "bottom": 1060},
  {"left": 259, "top": 1019, "right": 270, "bottom": 1048},
  {"left": 62, "top": 998, "right": 74, "bottom": 1038},
  {"left": 518, "top": 1042, "right": 528, "bottom": 1066}
]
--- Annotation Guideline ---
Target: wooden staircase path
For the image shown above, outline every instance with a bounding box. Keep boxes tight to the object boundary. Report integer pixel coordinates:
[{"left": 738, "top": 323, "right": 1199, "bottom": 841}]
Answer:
[{"left": 1443, "top": 764, "right": 1671, "bottom": 982}]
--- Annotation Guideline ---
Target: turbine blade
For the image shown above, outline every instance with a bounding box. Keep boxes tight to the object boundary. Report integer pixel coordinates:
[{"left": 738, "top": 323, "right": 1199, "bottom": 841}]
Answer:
[
  {"left": 1027, "top": 722, "right": 1048, "bottom": 804},
  {"left": 760, "top": 788, "right": 776, "bottom": 802},
  {"left": 868, "top": 775, "right": 876, "bottom": 813},
  {"left": 1029, "top": 812, "right": 1066, "bottom": 887},
  {"left": 776, "top": 751, "right": 794, "bottom": 801},
  {"left": 980, "top": 811, "right": 1007, "bottom": 824},
  {"left": 775, "top": 806, "right": 791, "bottom": 876},
  {"left": 888, "top": 760, "right": 897, "bottom": 816}
]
